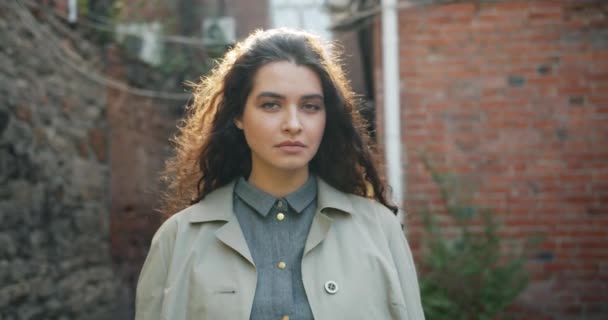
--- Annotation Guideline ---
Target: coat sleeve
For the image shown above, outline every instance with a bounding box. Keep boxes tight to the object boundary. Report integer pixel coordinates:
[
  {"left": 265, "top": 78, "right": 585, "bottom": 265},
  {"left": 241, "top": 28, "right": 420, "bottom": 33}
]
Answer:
[
  {"left": 135, "top": 218, "right": 177, "bottom": 320},
  {"left": 386, "top": 212, "right": 426, "bottom": 319}
]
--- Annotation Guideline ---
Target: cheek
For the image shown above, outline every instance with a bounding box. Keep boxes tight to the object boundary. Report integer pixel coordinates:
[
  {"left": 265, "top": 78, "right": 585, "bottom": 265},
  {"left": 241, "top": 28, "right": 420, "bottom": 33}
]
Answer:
[
  {"left": 243, "top": 126, "right": 261, "bottom": 145},
  {"left": 243, "top": 117, "right": 272, "bottom": 142},
  {"left": 314, "top": 116, "right": 327, "bottom": 142}
]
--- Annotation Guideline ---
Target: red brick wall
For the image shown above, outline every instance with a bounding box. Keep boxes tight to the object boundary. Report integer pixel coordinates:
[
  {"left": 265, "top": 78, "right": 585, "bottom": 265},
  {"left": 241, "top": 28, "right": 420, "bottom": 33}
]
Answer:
[
  {"left": 375, "top": 0, "right": 607, "bottom": 318},
  {"left": 104, "top": 45, "right": 182, "bottom": 303}
]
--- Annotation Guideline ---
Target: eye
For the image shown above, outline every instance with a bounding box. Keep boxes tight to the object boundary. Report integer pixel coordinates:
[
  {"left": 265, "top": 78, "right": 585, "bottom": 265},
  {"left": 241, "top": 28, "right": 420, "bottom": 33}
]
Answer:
[
  {"left": 260, "top": 102, "right": 280, "bottom": 110},
  {"left": 302, "top": 104, "right": 322, "bottom": 112}
]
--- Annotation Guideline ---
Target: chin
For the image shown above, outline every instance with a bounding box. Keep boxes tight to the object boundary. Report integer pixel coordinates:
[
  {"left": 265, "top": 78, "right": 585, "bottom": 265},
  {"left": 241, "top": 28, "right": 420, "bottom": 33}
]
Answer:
[
  {"left": 272, "top": 160, "right": 311, "bottom": 172},
  {"left": 275, "top": 164, "right": 309, "bottom": 172}
]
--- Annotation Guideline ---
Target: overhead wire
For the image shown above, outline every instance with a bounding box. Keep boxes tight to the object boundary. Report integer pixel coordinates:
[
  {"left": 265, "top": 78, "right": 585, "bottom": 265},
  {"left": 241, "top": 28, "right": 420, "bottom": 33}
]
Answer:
[
  {"left": 52, "top": 5, "right": 208, "bottom": 46},
  {"left": 329, "top": 0, "right": 430, "bottom": 30},
  {"left": 24, "top": 0, "right": 210, "bottom": 46},
  {"left": 15, "top": 0, "right": 196, "bottom": 101}
]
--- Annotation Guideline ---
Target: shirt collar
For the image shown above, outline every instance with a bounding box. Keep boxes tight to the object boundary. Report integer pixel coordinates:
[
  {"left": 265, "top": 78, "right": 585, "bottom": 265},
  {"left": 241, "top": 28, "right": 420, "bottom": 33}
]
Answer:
[
  {"left": 187, "top": 176, "right": 356, "bottom": 224},
  {"left": 285, "top": 175, "right": 317, "bottom": 212},
  {"left": 234, "top": 175, "right": 317, "bottom": 217}
]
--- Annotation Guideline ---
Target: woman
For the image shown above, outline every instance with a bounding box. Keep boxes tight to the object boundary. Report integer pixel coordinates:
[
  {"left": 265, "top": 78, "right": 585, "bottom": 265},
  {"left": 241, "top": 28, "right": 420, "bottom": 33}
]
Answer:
[{"left": 136, "top": 28, "right": 424, "bottom": 320}]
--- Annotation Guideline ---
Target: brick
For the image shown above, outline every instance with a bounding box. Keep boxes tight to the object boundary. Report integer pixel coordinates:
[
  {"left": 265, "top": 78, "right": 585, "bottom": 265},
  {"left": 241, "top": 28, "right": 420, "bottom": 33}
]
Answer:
[
  {"left": 495, "top": 1, "right": 532, "bottom": 12},
  {"left": 508, "top": 75, "right": 526, "bottom": 87},
  {"left": 529, "top": 10, "right": 563, "bottom": 21},
  {"left": 432, "top": 2, "right": 476, "bottom": 17}
]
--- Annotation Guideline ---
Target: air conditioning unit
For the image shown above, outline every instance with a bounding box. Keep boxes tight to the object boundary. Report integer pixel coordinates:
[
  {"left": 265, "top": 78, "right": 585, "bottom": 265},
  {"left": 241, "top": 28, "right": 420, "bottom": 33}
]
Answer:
[
  {"left": 202, "top": 17, "right": 236, "bottom": 46},
  {"left": 115, "top": 22, "right": 163, "bottom": 66}
]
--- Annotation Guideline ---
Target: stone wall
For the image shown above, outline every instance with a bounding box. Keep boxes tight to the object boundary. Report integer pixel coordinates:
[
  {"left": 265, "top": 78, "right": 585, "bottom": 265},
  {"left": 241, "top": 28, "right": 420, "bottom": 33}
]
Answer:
[
  {"left": 374, "top": 0, "right": 608, "bottom": 318},
  {"left": 0, "top": 2, "right": 127, "bottom": 319}
]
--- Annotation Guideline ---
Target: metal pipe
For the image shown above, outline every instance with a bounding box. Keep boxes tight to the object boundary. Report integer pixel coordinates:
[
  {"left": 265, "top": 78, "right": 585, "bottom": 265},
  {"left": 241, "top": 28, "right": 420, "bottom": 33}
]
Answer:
[
  {"left": 68, "top": 0, "right": 77, "bottom": 23},
  {"left": 381, "top": 0, "right": 404, "bottom": 221}
]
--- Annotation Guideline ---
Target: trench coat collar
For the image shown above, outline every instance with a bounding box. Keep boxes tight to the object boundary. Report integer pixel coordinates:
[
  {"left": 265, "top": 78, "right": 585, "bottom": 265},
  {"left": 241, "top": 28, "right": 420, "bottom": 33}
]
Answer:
[
  {"left": 186, "top": 177, "right": 356, "bottom": 261},
  {"left": 188, "top": 180, "right": 237, "bottom": 223},
  {"left": 316, "top": 178, "right": 355, "bottom": 215},
  {"left": 187, "top": 181, "right": 254, "bottom": 265},
  {"left": 186, "top": 177, "right": 355, "bottom": 224}
]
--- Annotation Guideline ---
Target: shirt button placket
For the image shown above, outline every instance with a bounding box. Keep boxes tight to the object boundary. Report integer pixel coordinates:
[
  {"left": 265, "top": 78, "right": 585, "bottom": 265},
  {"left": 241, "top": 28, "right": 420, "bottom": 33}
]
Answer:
[
  {"left": 276, "top": 200, "right": 285, "bottom": 221},
  {"left": 276, "top": 199, "right": 288, "bottom": 320}
]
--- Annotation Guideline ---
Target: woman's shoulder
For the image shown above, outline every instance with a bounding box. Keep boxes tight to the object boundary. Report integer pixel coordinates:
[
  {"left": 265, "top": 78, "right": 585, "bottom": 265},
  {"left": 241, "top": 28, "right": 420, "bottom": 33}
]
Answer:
[
  {"left": 339, "top": 192, "right": 403, "bottom": 235},
  {"left": 159, "top": 181, "right": 234, "bottom": 230},
  {"left": 153, "top": 180, "right": 237, "bottom": 238},
  {"left": 336, "top": 193, "right": 410, "bottom": 258},
  {"left": 150, "top": 203, "right": 199, "bottom": 241},
  {"left": 317, "top": 177, "right": 400, "bottom": 230}
]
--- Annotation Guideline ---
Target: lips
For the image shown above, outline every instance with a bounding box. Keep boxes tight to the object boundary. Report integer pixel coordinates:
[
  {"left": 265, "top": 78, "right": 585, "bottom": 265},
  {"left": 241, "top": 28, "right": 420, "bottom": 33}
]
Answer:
[
  {"left": 276, "top": 141, "right": 306, "bottom": 153},
  {"left": 276, "top": 141, "right": 306, "bottom": 147}
]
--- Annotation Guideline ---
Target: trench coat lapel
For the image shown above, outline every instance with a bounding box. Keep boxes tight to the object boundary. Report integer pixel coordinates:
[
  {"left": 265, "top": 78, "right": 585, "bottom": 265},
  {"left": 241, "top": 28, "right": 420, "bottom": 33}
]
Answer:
[
  {"left": 215, "top": 215, "right": 255, "bottom": 266},
  {"left": 188, "top": 180, "right": 255, "bottom": 266},
  {"left": 304, "top": 178, "right": 355, "bottom": 256},
  {"left": 303, "top": 211, "right": 333, "bottom": 255}
]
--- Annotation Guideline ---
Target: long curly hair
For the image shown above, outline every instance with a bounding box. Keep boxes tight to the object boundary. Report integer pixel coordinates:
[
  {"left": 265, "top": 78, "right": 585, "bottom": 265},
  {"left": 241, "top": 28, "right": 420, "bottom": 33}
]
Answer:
[{"left": 160, "top": 28, "right": 397, "bottom": 217}]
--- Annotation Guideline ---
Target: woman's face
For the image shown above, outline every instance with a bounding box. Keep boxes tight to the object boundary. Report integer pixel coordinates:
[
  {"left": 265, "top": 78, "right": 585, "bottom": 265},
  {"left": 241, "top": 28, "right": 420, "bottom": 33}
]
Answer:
[{"left": 235, "top": 61, "right": 326, "bottom": 178}]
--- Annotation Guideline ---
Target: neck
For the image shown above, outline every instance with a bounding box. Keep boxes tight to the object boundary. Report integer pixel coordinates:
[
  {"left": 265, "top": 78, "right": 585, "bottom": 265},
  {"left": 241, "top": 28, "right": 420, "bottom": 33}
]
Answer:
[{"left": 247, "top": 167, "right": 310, "bottom": 198}]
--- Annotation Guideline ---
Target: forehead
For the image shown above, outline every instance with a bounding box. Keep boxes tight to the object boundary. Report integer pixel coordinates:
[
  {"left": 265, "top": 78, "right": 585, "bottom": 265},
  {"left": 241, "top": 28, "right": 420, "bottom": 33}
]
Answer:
[{"left": 250, "top": 61, "right": 323, "bottom": 97}]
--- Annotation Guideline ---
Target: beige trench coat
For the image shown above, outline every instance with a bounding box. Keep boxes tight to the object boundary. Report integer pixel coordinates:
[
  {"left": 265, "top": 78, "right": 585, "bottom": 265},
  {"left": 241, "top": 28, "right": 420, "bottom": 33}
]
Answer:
[{"left": 135, "top": 178, "right": 425, "bottom": 320}]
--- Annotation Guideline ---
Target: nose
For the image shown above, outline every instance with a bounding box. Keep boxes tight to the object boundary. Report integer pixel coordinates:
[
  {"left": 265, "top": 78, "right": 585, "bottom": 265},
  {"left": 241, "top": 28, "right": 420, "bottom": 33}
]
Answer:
[{"left": 282, "top": 105, "right": 302, "bottom": 134}]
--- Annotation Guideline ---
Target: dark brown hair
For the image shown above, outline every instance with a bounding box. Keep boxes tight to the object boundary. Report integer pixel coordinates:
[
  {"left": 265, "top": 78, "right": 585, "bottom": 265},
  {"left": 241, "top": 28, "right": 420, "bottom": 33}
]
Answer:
[{"left": 161, "top": 28, "right": 397, "bottom": 217}]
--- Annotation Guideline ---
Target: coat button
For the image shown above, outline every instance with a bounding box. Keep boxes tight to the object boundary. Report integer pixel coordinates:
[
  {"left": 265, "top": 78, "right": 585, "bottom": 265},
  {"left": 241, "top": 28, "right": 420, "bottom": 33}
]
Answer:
[
  {"left": 278, "top": 262, "right": 286, "bottom": 270},
  {"left": 324, "top": 280, "right": 339, "bottom": 294},
  {"left": 277, "top": 212, "right": 285, "bottom": 221},
  {"left": 281, "top": 316, "right": 289, "bottom": 320}
]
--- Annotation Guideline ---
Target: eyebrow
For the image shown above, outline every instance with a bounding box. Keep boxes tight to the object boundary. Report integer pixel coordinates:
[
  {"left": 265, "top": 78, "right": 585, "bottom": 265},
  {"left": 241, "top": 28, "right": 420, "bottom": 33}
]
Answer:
[{"left": 256, "top": 91, "right": 324, "bottom": 101}]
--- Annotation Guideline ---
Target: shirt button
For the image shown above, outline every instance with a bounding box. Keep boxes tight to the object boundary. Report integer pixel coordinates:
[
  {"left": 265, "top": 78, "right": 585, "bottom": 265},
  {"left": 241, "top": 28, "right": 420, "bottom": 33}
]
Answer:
[
  {"left": 277, "top": 212, "right": 285, "bottom": 221},
  {"left": 278, "top": 261, "right": 286, "bottom": 270},
  {"left": 282, "top": 316, "right": 289, "bottom": 320}
]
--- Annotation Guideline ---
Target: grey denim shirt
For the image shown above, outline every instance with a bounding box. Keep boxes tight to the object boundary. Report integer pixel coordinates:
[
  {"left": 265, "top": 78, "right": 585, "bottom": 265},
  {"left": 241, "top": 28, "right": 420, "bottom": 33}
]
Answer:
[{"left": 233, "top": 176, "right": 317, "bottom": 320}]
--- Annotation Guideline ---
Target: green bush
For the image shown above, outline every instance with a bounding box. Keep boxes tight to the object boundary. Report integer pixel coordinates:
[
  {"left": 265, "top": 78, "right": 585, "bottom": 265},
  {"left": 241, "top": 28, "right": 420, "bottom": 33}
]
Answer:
[{"left": 418, "top": 157, "right": 540, "bottom": 320}]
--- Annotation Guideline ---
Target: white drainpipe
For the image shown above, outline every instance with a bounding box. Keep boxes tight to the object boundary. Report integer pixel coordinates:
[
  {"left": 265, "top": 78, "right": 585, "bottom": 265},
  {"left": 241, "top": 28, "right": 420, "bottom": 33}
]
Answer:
[
  {"left": 68, "top": 0, "right": 78, "bottom": 23},
  {"left": 381, "top": 0, "right": 404, "bottom": 221}
]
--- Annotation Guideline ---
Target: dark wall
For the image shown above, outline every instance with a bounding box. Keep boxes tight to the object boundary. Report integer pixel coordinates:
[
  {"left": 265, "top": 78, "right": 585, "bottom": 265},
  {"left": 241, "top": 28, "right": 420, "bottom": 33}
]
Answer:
[{"left": 0, "top": 2, "right": 128, "bottom": 319}]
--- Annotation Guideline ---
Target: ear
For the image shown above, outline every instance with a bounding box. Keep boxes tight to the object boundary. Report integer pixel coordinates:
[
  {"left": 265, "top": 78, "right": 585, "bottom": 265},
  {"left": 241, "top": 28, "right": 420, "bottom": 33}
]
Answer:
[{"left": 234, "top": 118, "right": 243, "bottom": 129}]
